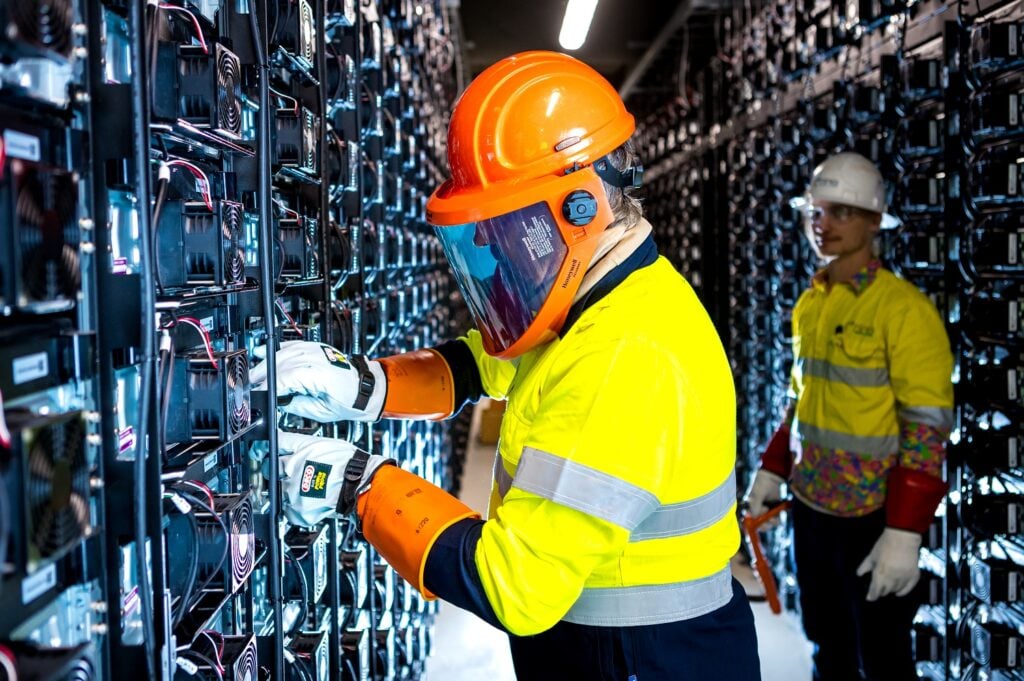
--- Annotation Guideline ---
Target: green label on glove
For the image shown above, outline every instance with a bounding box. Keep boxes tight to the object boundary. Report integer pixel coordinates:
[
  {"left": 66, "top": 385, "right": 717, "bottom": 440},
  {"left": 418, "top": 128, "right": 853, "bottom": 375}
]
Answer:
[
  {"left": 300, "top": 461, "right": 333, "bottom": 499},
  {"left": 321, "top": 346, "right": 351, "bottom": 369}
]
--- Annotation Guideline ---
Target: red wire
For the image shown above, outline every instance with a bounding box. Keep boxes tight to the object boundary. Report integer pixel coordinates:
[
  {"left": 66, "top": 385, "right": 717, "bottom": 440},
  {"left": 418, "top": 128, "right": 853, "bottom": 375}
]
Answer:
[
  {"left": 276, "top": 300, "right": 304, "bottom": 337},
  {"left": 166, "top": 160, "right": 214, "bottom": 211},
  {"left": 175, "top": 316, "right": 219, "bottom": 369},
  {"left": 180, "top": 479, "right": 216, "bottom": 509},
  {"left": 157, "top": 4, "right": 209, "bottom": 54}
]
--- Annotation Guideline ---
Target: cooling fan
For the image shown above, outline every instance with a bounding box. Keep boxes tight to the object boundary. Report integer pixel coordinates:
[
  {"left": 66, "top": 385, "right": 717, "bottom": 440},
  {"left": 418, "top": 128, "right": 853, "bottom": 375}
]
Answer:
[
  {"left": 274, "top": 107, "right": 320, "bottom": 174},
  {"left": 289, "top": 631, "right": 328, "bottom": 681},
  {"left": 16, "top": 411, "right": 90, "bottom": 565},
  {"left": 1, "top": 0, "right": 74, "bottom": 58},
  {"left": 187, "top": 635, "right": 257, "bottom": 681},
  {"left": 11, "top": 162, "right": 80, "bottom": 311},
  {"left": 193, "top": 494, "right": 255, "bottom": 593},
  {"left": 157, "top": 199, "right": 245, "bottom": 288},
  {"left": 153, "top": 43, "right": 243, "bottom": 140},
  {"left": 277, "top": 215, "right": 320, "bottom": 281},
  {"left": 166, "top": 349, "right": 251, "bottom": 444}
]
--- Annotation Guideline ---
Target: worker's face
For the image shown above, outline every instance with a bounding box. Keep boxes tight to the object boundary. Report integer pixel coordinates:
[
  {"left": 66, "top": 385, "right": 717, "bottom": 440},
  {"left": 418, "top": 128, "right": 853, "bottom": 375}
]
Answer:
[{"left": 803, "top": 201, "right": 881, "bottom": 261}]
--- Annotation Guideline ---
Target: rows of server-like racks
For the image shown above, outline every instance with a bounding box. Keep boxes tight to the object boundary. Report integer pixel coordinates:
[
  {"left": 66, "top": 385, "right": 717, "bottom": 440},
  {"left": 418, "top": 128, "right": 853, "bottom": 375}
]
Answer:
[
  {"left": 0, "top": 0, "right": 465, "bottom": 678},
  {"left": 632, "top": 0, "right": 1024, "bottom": 677}
]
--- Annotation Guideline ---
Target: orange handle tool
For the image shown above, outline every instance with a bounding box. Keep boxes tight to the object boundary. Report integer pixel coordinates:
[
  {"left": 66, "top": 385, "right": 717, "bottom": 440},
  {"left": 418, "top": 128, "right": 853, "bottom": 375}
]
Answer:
[{"left": 742, "top": 500, "right": 791, "bottom": 615}]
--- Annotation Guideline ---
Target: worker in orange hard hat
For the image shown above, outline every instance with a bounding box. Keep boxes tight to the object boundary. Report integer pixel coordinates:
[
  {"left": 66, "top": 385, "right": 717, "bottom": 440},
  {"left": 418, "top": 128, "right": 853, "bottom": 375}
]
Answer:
[{"left": 254, "top": 51, "right": 761, "bottom": 679}]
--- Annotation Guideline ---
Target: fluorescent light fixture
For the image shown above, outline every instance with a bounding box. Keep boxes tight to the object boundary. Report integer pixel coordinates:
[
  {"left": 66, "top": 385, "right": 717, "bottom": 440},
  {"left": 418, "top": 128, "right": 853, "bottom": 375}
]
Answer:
[{"left": 558, "top": 0, "right": 598, "bottom": 51}]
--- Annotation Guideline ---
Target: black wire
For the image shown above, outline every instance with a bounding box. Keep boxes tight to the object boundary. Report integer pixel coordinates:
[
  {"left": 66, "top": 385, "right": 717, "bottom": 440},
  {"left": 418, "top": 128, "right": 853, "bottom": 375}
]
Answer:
[
  {"left": 152, "top": 177, "right": 169, "bottom": 295},
  {"left": 169, "top": 498, "right": 199, "bottom": 628},
  {"left": 174, "top": 489, "right": 230, "bottom": 606},
  {"left": 284, "top": 552, "right": 310, "bottom": 636},
  {"left": 160, "top": 340, "right": 175, "bottom": 459},
  {"left": 130, "top": 0, "right": 159, "bottom": 672},
  {"left": 179, "top": 650, "right": 225, "bottom": 681}
]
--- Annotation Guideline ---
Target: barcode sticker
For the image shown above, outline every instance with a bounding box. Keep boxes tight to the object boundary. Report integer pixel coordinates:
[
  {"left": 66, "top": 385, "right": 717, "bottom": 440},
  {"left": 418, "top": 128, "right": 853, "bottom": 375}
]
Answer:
[
  {"left": 3, "top": 129, "right": 41, "bottom": 162},
  {"left": 22, "top": 563, "right": 56, "bottom": 604},
  {"left": 13, "top": 352, "right": 48, "bottom": 385}
]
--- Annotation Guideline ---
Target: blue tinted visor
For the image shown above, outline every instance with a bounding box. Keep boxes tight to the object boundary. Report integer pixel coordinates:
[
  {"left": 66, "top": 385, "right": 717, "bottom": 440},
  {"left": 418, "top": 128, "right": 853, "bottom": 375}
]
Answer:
[{"left": 434, "top": 201, "right": 569, "bottom": 352}]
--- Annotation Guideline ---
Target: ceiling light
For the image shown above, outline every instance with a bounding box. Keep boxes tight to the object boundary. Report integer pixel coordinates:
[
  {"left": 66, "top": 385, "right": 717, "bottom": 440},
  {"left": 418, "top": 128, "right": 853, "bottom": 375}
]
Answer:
[{"left": 558, "top": 0, "right": 598, "bottom": 51}]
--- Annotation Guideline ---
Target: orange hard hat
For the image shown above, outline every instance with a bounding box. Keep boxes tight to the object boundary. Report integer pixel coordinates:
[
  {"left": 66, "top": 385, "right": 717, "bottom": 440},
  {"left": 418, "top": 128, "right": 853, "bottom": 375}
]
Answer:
[{"left": 426, "top": 50, "right": 639, "bottom": 359}]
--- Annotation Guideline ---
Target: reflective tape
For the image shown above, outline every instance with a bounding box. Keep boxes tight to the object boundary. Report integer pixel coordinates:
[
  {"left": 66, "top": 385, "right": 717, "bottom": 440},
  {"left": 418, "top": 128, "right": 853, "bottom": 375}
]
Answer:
[
  {"left": 507, "top": 448, "right": 738, "bottom": 540},
  {"left": 899, "top": 406, "right": 954, "bottom": 430},
  {"left": 798, "top": 357, "right": 890, "bottom": 387},
  {"left": 796, "top": 422, "right": 899, "bottom": 457},
  {"left": 563, "top": 565, "right": 733, "bottom": 627},
  {"left": 512, "top": 447, "right": 659, "bottom": 531},
  {"left": 629, "top": 471, "right": 737, "bottom": 542}
]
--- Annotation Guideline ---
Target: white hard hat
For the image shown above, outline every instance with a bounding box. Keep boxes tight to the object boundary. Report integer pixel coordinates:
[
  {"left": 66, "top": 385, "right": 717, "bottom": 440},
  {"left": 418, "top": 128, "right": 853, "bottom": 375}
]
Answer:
[{"left": 790, "top": 152, "right": 900, "bottom": 229}]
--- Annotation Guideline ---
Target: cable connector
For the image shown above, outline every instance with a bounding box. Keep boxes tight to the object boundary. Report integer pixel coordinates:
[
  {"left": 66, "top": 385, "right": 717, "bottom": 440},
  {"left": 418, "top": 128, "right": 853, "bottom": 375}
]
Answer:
[
  {"left": 157, "top": 161, "right": 171, "bottom": 183},
  {"left": 159, "top": 328, "right": 173, "bottom": 354},
  {"left": 175, "top": 656, "right": 199, "bottom": 675}
]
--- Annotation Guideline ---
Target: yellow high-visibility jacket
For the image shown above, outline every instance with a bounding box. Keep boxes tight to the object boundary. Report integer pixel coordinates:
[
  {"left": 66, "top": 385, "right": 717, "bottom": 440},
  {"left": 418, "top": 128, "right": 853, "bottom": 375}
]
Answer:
[
  {"left": 461, "top": 255, "right": 739, "bottom": 635},
  {"left": 789, "top": 265, "right": 954, "bottom": 515}
]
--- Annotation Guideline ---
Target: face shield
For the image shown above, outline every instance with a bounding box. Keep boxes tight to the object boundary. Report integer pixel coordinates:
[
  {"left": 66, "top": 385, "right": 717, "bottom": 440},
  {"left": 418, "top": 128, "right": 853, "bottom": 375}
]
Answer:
[{"left": 435, "top": 201, "right": 569, "bottom": 354}]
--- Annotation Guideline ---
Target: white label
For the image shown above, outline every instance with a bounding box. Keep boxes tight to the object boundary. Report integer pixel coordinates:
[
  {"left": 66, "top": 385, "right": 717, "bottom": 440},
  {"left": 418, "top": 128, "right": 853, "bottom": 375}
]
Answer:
[
  {"left": 1012, "top": 25, "right": 1020, "bottom": 56},
  {"left": 1011, "top": 437, "right": 1019, "bottom": 468},
  {"left": 930, "top": 237, "right": 938, "bottom": 263},
  {"left": 199, "top": 316, "right": 214, "bottom": 332},
  {"left": 13, "top": 352, "right": 48, "bottom": 385},
  {"left": 1012, "top": 232, "right": 1020, "bottom": 264},
  {"left": 1010, "top": 504, "right": 1018, "bottom": 534},
  {"left": 1011, "top": 637, "right": 1019, "bottom": 668},
  {"left": 1010, "top": 165, "right": 1018, "bottom": 195},
  {"left": 203, "top": 453, "right": 217, "bottom": 473},
  {"left": 22, "top": 563, "right": 57, "bottom": 604},
  {"left": 1013, "top": 94, "right": 1020, "bottom": 126},
  {"left": 1012, "top": 300, "right": 1020, "bottom": 332},
  {"left": 3, "top": 129, "right": 41, "bottom": 162},
  {"left": 112, "top": 257, "right": 128, "bottom": 275},
  {"left": 1011, "top": 369, "right": 1019, "bottom": 401}
]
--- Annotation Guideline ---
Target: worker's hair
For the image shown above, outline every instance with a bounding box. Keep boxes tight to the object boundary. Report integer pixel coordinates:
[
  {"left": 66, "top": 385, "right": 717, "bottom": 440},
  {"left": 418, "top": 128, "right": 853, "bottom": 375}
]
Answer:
[{"left": 602, "top": 140, "right": 643, "bottom": 229}]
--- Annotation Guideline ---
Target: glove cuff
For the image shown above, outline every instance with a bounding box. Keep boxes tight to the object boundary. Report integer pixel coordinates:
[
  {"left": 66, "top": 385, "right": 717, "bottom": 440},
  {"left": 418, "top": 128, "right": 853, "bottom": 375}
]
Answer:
[
  {"left": 350, "top": 355, "right": 387, "bottom": 420},
  {"left": 886, "top": 467, "right": 947, "bottom": 534},
  {"left": 337, "top": 452, "right": 394, "bottom": 516},
  {"left": 761, "top": 424, "right": 793, "bottom": 478}
]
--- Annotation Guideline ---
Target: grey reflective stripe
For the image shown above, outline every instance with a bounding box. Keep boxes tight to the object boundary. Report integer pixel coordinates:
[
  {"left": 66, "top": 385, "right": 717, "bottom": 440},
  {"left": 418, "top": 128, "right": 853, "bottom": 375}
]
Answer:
[
  {"left": 512, "top": 447, "right": 659, "bottom": 531},
  {"left": 493, "top": 455, "right": 513, "bottom": 498},
  {"left": 629, "top": 471, "right": 737, "bottom": 542},
  {"left": 799, "top": 357, "right": 890, "bottom": 387},
  {"left": 797, "top": 422, "right": 899, "bottom": 458},
  {"left": 899, "top": 406, "right": 953, "bottom": 430},
  {"left": 563, "top": 565, "right": 733, "bottom": 627}
]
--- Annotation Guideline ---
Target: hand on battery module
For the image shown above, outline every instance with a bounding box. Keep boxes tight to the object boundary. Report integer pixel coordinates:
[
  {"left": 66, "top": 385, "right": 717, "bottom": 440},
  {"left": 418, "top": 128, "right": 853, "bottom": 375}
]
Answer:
[
  {"left": 250, "top": 341, "right": 386, "bottom": 422},
  {"left": 275, "top": 430, "right": 392, "bottom": 526}
]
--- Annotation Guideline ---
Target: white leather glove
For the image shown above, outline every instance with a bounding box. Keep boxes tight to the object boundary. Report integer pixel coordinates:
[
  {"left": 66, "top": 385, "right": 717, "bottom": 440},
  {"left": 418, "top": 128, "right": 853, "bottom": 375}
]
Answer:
[
  {"left": 856, "top": 528, "right": 922, "bottom": 602},
  {"left": 276, "top": 431, "right": 392, "bottom": 526},
  {"left": 250, "top": 341, "right": 387, "bottom": 422},
  {"left": 744, "top": 470, "right": 786, "bottom": 520}
]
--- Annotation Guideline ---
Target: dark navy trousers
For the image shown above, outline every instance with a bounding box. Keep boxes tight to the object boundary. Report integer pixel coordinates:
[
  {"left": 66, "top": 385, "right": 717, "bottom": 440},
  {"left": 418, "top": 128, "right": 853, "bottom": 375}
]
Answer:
[
  {"left": 507, "top": 578, "right": 761, "bottom": 681},
  {"left": 791, "top": 498, "right": 921, "bottom": 681}
]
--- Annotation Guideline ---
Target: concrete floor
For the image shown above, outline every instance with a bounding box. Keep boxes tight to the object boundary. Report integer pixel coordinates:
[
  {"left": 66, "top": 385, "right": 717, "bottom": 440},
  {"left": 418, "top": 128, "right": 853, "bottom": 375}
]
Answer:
[{"left": 425, "top": 401, "right": 813, "bottom": 681}]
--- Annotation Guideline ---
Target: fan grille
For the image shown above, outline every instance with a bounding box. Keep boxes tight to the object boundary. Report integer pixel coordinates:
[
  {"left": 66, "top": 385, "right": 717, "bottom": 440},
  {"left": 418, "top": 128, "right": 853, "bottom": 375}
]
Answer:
[
  {"left": 25, "top": 414, "right": 89, "bottom": 561},
  {"left": 15, "top": 164, "right": 80, "bottom": 305},
  {"left": 7, "top": 0, "right": 74, "bottom": 56},
  {"left": 226, "top": 352, "right": 250, "bottom": 436},
  {"left": 216, "top": 45, "right": 243, "bottom": 138}
]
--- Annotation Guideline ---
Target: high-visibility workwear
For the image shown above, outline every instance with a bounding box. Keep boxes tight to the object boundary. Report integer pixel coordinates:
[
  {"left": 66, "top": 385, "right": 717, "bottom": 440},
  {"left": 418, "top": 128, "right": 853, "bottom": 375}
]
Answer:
[
  {"left": 788, "top": 263, "right": 953, "bottom": 525},
  {"left": 450, "top": 251, "right": 740, "bottom": 635},
  {"left": 789, "top": 151, "right": 900, "bottom": 229},
  {"left": 425, "top": 50, "right": 640, "bottom": 359}
]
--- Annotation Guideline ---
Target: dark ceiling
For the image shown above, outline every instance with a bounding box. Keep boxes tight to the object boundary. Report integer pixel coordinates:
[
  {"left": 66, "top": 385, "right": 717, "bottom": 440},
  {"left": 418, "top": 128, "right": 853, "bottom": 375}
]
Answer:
[
  {"left": 454, "top": 0, "right": 729, "bottom": 117},
  {"left": 456, "top": 0, "right": 681, "bottom": 87}
]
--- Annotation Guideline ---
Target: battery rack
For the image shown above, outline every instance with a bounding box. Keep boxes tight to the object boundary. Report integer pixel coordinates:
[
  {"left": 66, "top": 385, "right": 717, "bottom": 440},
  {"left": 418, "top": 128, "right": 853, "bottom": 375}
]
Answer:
[{"left": 0, "top": 0, "right": 463, "bottom": 679}]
